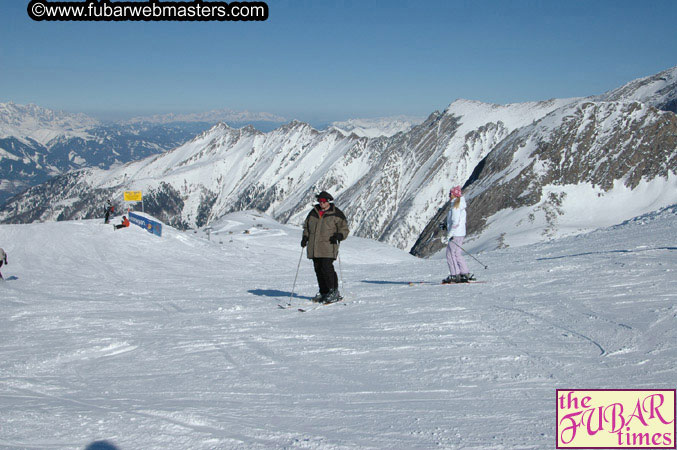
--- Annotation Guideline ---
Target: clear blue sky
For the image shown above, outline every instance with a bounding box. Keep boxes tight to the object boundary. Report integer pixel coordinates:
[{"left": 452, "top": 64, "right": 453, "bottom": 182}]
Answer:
[{"left": 1, "top": 0, "right": 676, "bottom": 124}]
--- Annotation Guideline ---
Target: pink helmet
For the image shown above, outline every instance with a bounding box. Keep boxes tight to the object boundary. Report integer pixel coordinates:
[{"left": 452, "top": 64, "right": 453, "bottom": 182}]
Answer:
[{"left": 450, "top": 185, "right": 462, "bottom": 198}]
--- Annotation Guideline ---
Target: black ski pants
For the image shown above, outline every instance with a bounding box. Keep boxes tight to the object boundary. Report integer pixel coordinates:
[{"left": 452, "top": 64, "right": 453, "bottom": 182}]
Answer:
[{"left": 312, "top": 258, "right": 338, "bottom": 294}]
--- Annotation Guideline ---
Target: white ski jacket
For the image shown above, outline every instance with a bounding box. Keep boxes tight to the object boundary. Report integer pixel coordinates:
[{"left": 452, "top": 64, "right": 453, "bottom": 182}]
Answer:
[{"left": 446, "top": 196, "right": 467, "bottom": 238}]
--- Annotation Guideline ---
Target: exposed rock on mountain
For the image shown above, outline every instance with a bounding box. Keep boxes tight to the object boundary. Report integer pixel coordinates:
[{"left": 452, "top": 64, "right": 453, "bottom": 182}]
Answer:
[{"left": 412, "top": 100, "right": 677, "bottom": 255}]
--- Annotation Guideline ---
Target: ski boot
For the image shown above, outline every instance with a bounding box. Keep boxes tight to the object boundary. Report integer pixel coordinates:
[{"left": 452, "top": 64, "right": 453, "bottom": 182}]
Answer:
[
  {"left": 322, "top": 289, "right": 342, "bottom": 304},
  {"left": 442, "top": 275, "right": 459, "bottom": 284}
]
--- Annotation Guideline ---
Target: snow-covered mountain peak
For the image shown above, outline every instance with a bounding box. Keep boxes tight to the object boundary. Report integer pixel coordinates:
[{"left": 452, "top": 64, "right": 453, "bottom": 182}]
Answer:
[
  {"left": 279, "top": 119, "right": 317, "bottom": 132},
  {"left": 240, "top": 124, "right": 260, "bottom": 133},
  {"left": 187, "top": 121, "right": 263, "bottom": 143},
  {"left": 330, "top": 115, "right": 425, "bottom": 138},
  {"left": 268, "top": 120, "right": 323, "bottom": 140},
  {"left": 0, "top": 101, "right": 99, "bottom": 127},
  {"left": 444, "top": 97, "right": 581, "bottom": 127},
  {"left": 0, "top": 101, "right": 99, "bottom": 145},
  {"left": 444, "top": 98, "right": 491, "bottom": 111},
  {"left": 210, "top": 121, "right": 262, "bottom": 135},
  {"left": 439, "top": 97, "right": 582, "bottom": 147},
  {"left": 595, "top": 65, "right": 677, "bottom": 112}
]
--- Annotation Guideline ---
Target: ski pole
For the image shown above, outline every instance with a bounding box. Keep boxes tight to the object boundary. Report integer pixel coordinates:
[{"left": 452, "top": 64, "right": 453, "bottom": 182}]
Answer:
[
  {"left": 288, "top": 246, "right": 304, "bottom": 307},
  {"left": 449, "top": 239, "right": 488, "bottom": 269},
  {"left": 337, "top": 243, "right": 345, "bottom": 292}
]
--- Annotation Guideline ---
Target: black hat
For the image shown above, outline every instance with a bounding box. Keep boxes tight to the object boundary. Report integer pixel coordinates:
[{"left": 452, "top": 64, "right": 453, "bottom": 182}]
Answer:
[{"left": 316, "top": 191, "right": 334, "bottom": 201}]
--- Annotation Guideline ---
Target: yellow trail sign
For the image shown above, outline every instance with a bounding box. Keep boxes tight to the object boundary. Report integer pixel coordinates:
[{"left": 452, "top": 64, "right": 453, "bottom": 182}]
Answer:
[{"left": 124, "top": 191, "right": 143, "bottom": 202}]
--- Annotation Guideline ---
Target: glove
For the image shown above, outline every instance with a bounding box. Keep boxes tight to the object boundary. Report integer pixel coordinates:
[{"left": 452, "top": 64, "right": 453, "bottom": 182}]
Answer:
[
  {"left": 329, "top": 233, "right": 343, "bottom": 244},
  {"left": 301, "top": 236, "right": 308, "bottom": 248},
  {"left": 440, "top": 236, "right": 449, "bottom": 244},
  {"left": 438, "top": 222, "right": 447, "bottom": 231}
]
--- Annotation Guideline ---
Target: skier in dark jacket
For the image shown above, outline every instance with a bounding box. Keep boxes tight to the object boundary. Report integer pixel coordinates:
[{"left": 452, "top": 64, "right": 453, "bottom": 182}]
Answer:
[
  {"left": 301, "top": 191, "right": 350, "bottom": 303},
  {"left": 0, "top": 247, "right": 7, "bottom": 280},
  {"left": 104, "top": 200, "right": 114, "bottom": 224}
]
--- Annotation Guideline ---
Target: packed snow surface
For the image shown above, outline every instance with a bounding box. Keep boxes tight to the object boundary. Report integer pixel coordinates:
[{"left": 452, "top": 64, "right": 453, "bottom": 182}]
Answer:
[{"left": 1, "top": 209, "right": 675, "bottom": 449}]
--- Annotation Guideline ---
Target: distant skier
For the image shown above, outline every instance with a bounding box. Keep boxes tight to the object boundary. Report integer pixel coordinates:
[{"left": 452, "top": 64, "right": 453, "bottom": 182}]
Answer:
[
  {"left": 0, "top": 247, "right": 7, "bottom": 280},
  {"left": 441, "top": 185, "right": 471, "bottom": 283},
  {"left": 114, "top": 216, "right": 130, "bottom": 230},
  {"left": 104, "top": 200, "right": 114, "bottom": 224},
  {"left": 301, "top": 191, "right": 350, "bottom": 303}
]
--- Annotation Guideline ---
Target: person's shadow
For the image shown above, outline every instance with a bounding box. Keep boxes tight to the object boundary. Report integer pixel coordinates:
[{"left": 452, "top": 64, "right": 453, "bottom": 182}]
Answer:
[
  {"left": 85, "top": 441, "right": 119, "bottom": 450},
  {"left": 248, "top": 289, "right": 312, "bottom": 300}
]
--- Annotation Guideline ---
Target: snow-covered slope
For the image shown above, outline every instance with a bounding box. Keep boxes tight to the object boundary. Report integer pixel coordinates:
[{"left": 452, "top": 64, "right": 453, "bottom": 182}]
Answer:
[{"left": 1, "top": 208, "right": 675, "bottom": 448}]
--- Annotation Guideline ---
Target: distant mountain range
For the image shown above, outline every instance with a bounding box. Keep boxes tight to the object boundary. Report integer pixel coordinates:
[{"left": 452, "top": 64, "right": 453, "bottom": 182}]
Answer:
[
  {"left": 0, "top": 102, "right": 221, "bottom": 204},
  {"left": 1, "top": 66, "right": 676, "bottom": 256},
  {"left": 0, "top": 103, "right": 422, "bottom": 204},
  {"left": 121, "top": 108, "right": 288, "bottom": 127}
]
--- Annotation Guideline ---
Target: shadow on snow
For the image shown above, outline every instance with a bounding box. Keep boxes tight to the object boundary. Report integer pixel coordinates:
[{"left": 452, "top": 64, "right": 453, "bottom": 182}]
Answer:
[
  {"left": 536, "top": 246, "right": 677, "bottom": 261},
  {"left": 248, "top": 289, "right": 312, "bottom": 301},
  {"left": 361, "top": 280, "right": 431, "bottom": 285}
]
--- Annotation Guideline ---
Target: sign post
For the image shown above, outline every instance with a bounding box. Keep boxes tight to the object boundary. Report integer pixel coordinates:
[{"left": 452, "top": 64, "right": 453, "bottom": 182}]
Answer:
[{"left": 124, "top": 191, "right": 144, "bottom": 213}]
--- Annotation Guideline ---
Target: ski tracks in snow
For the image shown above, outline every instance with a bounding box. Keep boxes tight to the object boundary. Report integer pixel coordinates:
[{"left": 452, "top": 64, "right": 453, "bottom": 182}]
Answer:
[{"left": 2, "top": 214, "right": 676, "bottom": 449}]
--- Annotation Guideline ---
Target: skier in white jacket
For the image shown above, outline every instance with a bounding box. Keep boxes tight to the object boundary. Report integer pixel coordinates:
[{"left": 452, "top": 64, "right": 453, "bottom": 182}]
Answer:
[{"left": 442, "top": 185, "right": 470, "bottom": 283}]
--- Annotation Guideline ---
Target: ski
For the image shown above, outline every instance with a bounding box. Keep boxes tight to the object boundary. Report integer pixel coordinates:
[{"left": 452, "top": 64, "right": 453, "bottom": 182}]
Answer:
[
  {"left": 408, "top": 280, "right": 485, "bottom": 286},
  {"left": 278, "top": 296, "right": 346, "bottom": 312},
  {"left": 298, "top": 297, "right": 345, "bottom": 312}
]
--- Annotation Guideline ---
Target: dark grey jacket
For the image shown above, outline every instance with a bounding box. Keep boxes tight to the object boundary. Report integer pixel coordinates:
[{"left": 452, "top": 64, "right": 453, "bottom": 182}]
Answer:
[{"left": 303, "top": 204, "right": 350, "bottom": 259}]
